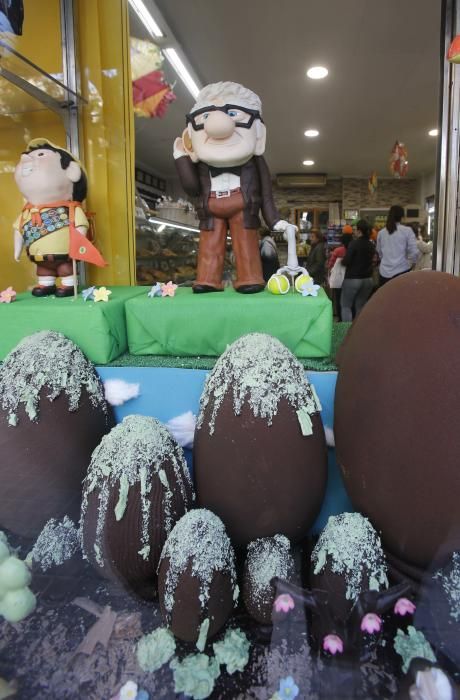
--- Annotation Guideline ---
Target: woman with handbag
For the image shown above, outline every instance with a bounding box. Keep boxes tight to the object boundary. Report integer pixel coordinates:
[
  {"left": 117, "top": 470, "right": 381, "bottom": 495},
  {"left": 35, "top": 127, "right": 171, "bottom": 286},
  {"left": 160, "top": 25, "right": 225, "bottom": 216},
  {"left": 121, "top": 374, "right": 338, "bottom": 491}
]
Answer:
[
  {"left": 340, "top": 220, "right": 375, "bottom": 322},
  {"left": 328, "top": 233, "right": 351, "bottom": 320}
]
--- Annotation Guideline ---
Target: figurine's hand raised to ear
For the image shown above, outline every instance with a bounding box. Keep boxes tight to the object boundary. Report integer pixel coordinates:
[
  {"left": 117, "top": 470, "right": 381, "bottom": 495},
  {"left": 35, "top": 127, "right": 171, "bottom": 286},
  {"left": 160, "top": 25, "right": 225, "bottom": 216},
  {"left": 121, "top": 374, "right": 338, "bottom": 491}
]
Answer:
[{"left": 173, "top": 137, "right": 186, "bottom": 158}]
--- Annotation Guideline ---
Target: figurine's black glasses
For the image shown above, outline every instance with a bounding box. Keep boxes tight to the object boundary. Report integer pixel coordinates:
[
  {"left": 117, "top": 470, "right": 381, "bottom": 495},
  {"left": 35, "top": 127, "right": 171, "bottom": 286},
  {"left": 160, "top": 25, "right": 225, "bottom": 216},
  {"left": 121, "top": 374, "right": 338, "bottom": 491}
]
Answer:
[{"left": 186, "top": 104, "right": 263, "bottom": 131}]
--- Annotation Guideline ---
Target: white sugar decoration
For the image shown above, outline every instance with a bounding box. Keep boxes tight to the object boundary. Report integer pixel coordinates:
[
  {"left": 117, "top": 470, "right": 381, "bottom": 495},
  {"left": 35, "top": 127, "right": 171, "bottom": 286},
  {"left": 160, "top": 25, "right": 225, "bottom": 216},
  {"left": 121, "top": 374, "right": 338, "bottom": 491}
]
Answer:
[
  {"left": 311, "top": 513, "right": 389, "bottom": 602},
  {"left": 0, "top": 331, "right": 106, "bottom": 425},
  {"left": 434, "top": 551, "right": 460, "bottom": 622},
  {"left": 26, "top": 516, "right": 80, "bottom": 571},
  {"left": 80, "top": 415, "right": 194, "bottom": 566},
  {"left": 246, "top": 535, "right": 293, "bottom": 609},
  {"left": 159, "top": 509, "right": 237, "bottom": 623},
  {"left": 196, "top": 333, "right": 320, "bottom": 435}
]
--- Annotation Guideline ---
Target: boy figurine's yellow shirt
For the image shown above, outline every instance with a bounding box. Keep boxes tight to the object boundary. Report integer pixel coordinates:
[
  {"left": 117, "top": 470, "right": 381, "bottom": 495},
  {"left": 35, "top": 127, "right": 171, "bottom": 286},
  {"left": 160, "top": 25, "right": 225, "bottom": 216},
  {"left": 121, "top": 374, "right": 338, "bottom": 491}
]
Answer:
[{"left": 14, "top": 206, "right": 89, "bottom": 255}]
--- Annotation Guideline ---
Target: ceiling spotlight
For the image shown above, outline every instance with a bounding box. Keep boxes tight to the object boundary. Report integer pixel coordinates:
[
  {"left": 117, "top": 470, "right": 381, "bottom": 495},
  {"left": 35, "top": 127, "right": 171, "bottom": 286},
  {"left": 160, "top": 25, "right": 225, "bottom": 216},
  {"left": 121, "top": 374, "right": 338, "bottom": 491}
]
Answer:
[
  {"left": 428, "top": 128, "right": 439, "bottom": 137},
  {"left": 303, "top": 160, "right": 315, "bottom": 166},
  {"left": 307, "top": 66, "right": 328, "bottom": 80},
  {"left": 304, "top": 129, "right": 319, "bottom": 138}
]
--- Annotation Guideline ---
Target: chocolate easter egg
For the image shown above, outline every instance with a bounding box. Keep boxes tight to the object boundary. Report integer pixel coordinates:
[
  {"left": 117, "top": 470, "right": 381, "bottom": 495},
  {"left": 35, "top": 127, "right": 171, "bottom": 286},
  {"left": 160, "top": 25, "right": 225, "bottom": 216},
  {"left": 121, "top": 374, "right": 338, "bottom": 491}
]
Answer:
[
  {"left": 310, "top": 513, "right": 389, "bottom": 622},
  {"left": 335, "top": 272, "right": 460, "bottom": 568},
  {"left": 242, "top": 534, "right": 295, "bottom": 624},
  {"left": 0, "top": 331, "right": 113, "bottom": 537},
  {"left": 158, "top": 509, "right": 238, "bottom": 645},
  {"left": 194, "top": 333, "right": 327, "bottom": 547},
  {"left": 80, "top": 415, "right": 194, "bottom": 598}
]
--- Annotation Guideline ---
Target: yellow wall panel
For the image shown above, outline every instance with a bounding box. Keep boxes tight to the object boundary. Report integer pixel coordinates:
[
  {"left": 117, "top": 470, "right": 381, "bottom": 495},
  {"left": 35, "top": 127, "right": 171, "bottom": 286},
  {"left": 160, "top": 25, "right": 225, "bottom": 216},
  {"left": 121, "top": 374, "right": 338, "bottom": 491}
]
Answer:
[
  {"left": 0, "top": 0, "right": 65, "bottom": 291},
  {"left": 76, "top": 0, "right": 136, "bottom": 286}
]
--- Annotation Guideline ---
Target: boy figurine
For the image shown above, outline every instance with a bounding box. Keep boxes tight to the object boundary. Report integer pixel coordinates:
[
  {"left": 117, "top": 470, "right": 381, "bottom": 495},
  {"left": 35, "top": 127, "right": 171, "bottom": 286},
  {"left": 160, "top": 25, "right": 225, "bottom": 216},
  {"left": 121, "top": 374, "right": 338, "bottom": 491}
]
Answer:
[
  {"left": 174, "top": 81, "right": 290, "bottom": 293},
  {"left": 13, "top": 138, "right": 88, "bottom": 297}
]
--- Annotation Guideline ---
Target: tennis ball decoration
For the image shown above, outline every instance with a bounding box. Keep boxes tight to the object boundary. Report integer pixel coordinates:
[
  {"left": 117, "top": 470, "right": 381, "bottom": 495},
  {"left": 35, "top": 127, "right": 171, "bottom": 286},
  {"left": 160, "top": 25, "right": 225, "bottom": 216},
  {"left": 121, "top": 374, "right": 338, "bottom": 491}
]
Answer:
[
  {"left": 294, "top": 273, "right": 312, "bottom": 293},
  {"left": 267, "top": 274, "right": 290, "bottom": 295},
  {"left": 0, "top": 531, "right": 36, "bottom": 623}
]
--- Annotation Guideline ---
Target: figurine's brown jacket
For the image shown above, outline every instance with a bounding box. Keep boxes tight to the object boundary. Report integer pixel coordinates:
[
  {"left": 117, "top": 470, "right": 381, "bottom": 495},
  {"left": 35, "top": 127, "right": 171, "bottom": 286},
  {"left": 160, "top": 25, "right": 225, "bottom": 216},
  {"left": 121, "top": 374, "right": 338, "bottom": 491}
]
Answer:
[{"left": 175, "top": 155, "right": 280, "bottom": 230}]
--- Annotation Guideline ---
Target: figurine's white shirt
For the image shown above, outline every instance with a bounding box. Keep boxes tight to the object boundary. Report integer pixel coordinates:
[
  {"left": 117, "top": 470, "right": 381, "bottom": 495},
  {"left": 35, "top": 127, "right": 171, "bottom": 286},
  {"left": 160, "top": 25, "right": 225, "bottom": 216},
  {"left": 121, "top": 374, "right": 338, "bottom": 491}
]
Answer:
[{"left": 210, "top": 172, "right": 240, "bottom": 192}]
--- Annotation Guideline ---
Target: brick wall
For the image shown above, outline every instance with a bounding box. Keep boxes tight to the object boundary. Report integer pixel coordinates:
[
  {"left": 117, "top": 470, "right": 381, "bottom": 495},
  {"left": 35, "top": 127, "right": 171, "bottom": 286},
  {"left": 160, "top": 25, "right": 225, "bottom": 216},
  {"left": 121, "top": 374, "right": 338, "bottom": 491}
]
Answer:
[{"left": 273, "top": 177, "right": 419, "bottom": 217}]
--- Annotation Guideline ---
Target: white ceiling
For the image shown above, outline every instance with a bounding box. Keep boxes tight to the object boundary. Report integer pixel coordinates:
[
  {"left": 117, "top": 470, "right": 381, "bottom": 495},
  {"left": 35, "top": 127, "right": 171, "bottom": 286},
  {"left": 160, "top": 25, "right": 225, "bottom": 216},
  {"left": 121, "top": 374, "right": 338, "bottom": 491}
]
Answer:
[{"left": 132, "top": 0, "right": 441, "bottom": 181}]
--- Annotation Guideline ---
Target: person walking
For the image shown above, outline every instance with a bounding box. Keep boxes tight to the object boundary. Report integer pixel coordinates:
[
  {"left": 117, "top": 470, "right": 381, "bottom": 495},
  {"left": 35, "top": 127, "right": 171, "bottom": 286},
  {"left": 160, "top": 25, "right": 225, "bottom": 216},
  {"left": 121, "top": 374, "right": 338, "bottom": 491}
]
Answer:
[
  {"left": 306, "top": 230, "right": 326, "bottom": 286},
  {"left": 340, "top": 220, "right": 375, "bottom": 321},
  {"left": 376, "top": 205, "right": 419, "bottom": 285},
  {"left": 328, "top": 232, "right": 352, "bottom": 320},
  {"left": 414, "top": 225, "right": 433, "bottom": 270}
]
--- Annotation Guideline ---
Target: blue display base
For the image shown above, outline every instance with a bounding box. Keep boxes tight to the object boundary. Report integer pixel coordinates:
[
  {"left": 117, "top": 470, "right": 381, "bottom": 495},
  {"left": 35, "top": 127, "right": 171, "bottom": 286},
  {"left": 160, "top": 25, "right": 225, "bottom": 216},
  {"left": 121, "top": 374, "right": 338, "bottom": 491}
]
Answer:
[{"left": 96, "top": 366, "right": 352, "bottom": 535}]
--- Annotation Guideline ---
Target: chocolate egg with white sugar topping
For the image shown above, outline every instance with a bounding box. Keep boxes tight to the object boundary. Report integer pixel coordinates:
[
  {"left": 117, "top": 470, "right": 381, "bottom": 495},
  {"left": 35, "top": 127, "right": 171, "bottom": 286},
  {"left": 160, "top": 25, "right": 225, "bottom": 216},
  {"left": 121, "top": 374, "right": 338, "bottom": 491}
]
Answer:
[
  {"left": 194, "top": 333, "right": 327, "bottom": 546},
  {"left": 310, "top": 513, "right": 389, "bottom": 622},
  {"left": 243, "top": 534, "right": 295, "bottom": 624},
  {"left": 335, "top": 272, "right": 460, "bottom": 567},
  {"left": 158, "top": 509, "right": 238, "bottom": 644},
  {"left": 0, "top": 331, "right": 113, "bottom": 537},
  {"left": 80, "top": 415, "right": 194, "bottom": 598}
]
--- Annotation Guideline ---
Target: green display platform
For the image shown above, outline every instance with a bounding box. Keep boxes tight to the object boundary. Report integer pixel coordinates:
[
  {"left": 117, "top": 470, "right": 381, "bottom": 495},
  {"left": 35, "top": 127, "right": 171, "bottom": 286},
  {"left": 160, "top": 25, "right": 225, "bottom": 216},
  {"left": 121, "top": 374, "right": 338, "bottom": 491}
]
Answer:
[
  {"left": 0, "top": 287, "right": 145, "bottom": 364},
  {"left": 126, "top": 287, "right": 333, "bottom": 358}
]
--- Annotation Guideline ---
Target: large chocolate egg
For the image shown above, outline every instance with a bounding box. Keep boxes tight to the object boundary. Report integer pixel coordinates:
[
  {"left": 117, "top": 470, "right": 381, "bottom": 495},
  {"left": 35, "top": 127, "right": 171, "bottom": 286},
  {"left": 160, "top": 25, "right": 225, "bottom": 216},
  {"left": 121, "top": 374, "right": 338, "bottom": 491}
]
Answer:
[
  {"left": 158, "top": 509, "right": 238, "bottom": 644},
  {"left": 242, "top": 534, "right": 295, "bottom": 624},
  {"left": 80, "top": 415, "right": 194, "bottom": 598},
  {"left": 0, "top": 331, "right": 113, "bottom": 537},
  {"left": 335, "top": 272, "right": 460, "bottom": 568},
  {"left": 194, "top": 333, "right": 327, "bottom": 547}
]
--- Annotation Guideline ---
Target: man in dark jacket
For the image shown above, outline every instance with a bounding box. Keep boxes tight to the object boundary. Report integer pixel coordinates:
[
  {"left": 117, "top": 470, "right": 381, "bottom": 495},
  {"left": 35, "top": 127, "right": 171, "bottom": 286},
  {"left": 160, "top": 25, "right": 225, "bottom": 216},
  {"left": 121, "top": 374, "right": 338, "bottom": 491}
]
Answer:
[{"left": 174, "top": 81, "right": 290, "bottom": 293}]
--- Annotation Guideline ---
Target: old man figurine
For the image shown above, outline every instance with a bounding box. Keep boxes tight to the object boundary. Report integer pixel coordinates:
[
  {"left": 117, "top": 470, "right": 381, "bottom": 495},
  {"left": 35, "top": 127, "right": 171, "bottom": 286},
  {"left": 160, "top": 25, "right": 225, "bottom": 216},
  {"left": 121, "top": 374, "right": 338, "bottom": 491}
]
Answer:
[{"left": 174, "top": 81, "right": 290, "bottom": 293}]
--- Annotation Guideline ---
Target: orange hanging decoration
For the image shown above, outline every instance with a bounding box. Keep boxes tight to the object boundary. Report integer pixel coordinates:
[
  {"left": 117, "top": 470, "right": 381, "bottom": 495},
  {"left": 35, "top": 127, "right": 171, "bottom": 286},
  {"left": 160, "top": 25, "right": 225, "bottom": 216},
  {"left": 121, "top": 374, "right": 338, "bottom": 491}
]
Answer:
[
  {"left": 447, "top": 35, "right": 460, "bottom": 63},
  {"left": 389, "top": 141, "right": 408, "bottom": 178}
]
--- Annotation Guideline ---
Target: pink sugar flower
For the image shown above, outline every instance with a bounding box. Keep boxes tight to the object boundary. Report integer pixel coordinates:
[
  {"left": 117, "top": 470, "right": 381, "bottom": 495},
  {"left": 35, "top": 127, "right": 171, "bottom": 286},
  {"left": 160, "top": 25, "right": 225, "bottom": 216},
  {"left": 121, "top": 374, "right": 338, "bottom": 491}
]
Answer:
[
  {"left": 394, "top": 597, "right": 416, "bottom": 616},
  {"left": 0, "top": 286, "right": 16, "bottom": 303},
  {"left": 161, "top": 281, "right": 178, "bottom": 297},
  {"left": 360, "top": 613, "right": 382, "bottom": 634},
  {"left": 274, "top": 593, "right": 295, "bottom": 614},
  {"left": 322, "top": 634, "right": 344, "bottom": 655}
]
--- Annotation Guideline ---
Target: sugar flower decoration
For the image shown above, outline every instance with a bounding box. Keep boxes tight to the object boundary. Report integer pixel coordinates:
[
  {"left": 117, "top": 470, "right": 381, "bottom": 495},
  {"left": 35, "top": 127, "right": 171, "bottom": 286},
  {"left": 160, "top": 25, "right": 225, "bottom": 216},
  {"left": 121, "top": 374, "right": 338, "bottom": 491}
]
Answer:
[
  {"left": 136, "top": 691, "right": 149, "bottom": 700},
  {"left": 361, "top": 613, "right": 382, "bottom": 634},
  {"left": 300, "top": 281, "right": 321, "bottom": 297},
  {"left": 81, "top": 286, "right": 96, "bottom": 301},
  {"left": 161, "top": 280, "right": 178, "bottom": 297},
  {"left": 322, "top": 634, "right": 344, "bottom": 655},
  {"left": 278, "top": 676, "right": 299, "bottom": 700},
  {"left": 147, "top": 283, "right": 163, "bottom": 298},
  {"left": 0, "top": 286, "right": 16, "bottom": 303},
  {"left": 394, "top": 597, "right": 416, "bottom": 616},
  {"left": 93, "top": 286, "right": 112, "bottom": 303},
  {"left": 394, "top": 626, "right": 436, "bottom": 673},
  {"left": 110, "top": 680, "right": 138, "bottom": 700},
  {"left": 170, "top": 654, "right": 220, "bottom": 700},
  {"left": 136, "top": 627, "right": 175, "bottom": 672},
  {"left": 274, "top": 593, "right": 295, "bottom": 614},
  {"left": 213, "top": 628, "right": 250, "bottom": 674}
]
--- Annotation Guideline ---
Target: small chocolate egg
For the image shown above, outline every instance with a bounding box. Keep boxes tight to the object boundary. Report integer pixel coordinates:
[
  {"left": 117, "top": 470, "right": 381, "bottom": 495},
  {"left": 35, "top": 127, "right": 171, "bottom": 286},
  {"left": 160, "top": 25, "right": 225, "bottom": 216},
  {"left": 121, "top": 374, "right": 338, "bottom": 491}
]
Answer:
[
  {"left": 0, "top": 331, "right": 113, "bottom": 537},
  {"left": 158, "top": 509, "right": 238, "bottom": 645},
  {"left": 80, "top": 415, "right": 194, "bottom": 598},
  {"left": 242, "top": 534, "right": 295, "bottom": 624},
  {"left": 335, "top": 272, "right": 460, "bottom": 567},
  {"left": 194, "top": 333, "right": 327, "bottom": 547},
  {"left": 310, "top": 512, "right": 389, "bottom": 622}
]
